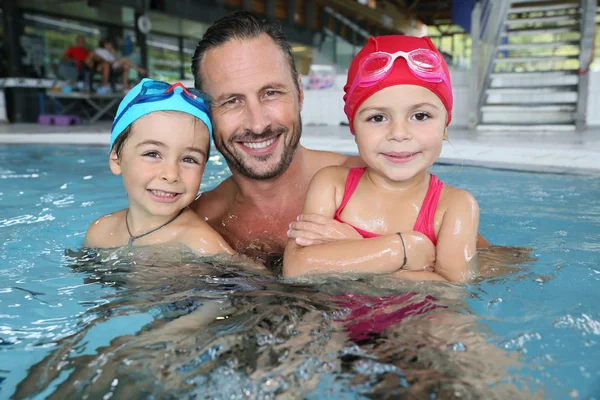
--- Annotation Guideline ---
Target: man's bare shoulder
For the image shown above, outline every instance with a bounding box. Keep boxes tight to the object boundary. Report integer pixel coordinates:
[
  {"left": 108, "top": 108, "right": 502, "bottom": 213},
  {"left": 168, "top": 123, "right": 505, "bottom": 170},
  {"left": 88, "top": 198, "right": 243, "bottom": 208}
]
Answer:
[
  {"left": 304, "top": 147, "right": 364, "bottom": 170},
  {"left": 84, "top": 209, "right": 126, "bottom": 248},
  {"left": 190, "top": 177, "right": 235, "bottom": 219}
]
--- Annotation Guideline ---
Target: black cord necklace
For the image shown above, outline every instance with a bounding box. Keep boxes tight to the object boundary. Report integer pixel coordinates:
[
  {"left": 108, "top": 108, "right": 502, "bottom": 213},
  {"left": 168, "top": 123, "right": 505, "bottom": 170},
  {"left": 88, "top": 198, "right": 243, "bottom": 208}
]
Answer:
[{"left": 125, "top": 208, "right": 185, "bottom": 245}]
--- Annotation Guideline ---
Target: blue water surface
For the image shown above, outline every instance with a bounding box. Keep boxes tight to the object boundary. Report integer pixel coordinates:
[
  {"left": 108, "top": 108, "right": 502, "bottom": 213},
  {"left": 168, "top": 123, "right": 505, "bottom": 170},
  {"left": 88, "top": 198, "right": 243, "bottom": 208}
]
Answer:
[{"left": 0, "top": 144, "right": 599, "bottom": 399}]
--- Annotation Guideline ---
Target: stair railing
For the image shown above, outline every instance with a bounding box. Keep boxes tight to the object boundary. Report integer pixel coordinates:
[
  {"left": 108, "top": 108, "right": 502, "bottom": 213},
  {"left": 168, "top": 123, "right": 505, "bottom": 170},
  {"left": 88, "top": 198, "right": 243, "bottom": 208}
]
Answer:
[
  {"left": 469, "top": 0, "right": 511, "bottom": 127},
  {"left": 575, "top": 0, "right": 597, "bottom": 129}
]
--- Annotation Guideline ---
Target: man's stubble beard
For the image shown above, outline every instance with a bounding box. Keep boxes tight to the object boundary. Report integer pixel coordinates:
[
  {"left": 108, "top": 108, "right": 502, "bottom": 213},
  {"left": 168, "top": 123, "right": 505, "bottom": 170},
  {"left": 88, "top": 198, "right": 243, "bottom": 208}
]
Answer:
[{"left": 214, "top": 114, "right": 302, "bottom": 181}]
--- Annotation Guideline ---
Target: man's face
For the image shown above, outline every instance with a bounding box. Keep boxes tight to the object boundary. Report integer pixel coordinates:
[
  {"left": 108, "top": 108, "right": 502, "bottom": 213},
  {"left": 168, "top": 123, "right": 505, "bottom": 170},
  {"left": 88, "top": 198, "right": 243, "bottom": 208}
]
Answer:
[
  {"left": 76, "top": 36, "right": 85, "bottom": 47},
  {"left": 199, "top": 34, "right": 303, "bottom": 180}
]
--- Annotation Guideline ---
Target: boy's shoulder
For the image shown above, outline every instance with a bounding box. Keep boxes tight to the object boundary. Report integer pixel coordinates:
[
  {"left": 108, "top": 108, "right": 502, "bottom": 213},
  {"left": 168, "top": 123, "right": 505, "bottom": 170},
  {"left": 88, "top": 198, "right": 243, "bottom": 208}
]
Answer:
[
  {"left": 84, "top": 209, "right": 127, "bottom": 248},
  {"left": 174, "top": 208, "right": 234, "bottom": 255}
]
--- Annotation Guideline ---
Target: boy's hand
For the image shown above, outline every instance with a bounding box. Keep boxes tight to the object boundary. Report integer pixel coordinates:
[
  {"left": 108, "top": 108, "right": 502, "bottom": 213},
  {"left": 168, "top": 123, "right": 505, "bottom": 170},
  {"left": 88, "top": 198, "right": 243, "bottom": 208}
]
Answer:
[{"left": 287, "top": 213, "right": 363, "bottom": 246}]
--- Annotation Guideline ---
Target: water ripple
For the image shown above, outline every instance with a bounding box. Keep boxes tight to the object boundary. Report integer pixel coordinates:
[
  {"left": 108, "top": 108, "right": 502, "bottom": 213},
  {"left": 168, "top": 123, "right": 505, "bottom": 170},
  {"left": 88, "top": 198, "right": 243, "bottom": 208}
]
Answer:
[
  {"left": 0, "top": 213, "right": 55, "bottom": 228},
  {"left": 554, "top": 314, "right": 600, "bottom": 336}
]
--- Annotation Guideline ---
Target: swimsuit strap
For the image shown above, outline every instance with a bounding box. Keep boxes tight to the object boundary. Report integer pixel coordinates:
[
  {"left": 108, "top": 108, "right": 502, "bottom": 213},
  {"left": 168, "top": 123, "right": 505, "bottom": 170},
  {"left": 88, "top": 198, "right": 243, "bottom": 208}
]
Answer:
[
  {"left": 334, "top": 167, "right": 367, "bottom": 220},
  {"left": 412, "top": 174, "right": 444, "bottom": 246},
  {"left": 126, "top": 208, "right": 185, "bottom": 245}
]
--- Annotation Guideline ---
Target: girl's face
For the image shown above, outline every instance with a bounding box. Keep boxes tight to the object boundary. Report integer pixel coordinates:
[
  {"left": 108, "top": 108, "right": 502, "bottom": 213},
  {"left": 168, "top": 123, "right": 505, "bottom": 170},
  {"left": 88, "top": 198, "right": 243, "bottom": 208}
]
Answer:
[{"left": 353, "top": 84, "right": 447, "bottom": 183}]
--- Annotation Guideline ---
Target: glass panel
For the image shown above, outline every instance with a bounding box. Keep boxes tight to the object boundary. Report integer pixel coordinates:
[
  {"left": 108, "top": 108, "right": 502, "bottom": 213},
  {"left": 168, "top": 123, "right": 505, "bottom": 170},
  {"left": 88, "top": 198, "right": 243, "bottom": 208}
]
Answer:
[
  {"left": 320, "top": 30, "right": 335, "bottom": 66},
  {"left": 148, "top": 33, "right": 181, "bottom": 82},
  {"left": 335, "top": 35, "right": 354, "bottom": 71},
  {"left": 22, "top": 13, "right": 103, "bottom": 79},
  {"left": 183, "top": 38, "right": 197, "bottom": 82}
]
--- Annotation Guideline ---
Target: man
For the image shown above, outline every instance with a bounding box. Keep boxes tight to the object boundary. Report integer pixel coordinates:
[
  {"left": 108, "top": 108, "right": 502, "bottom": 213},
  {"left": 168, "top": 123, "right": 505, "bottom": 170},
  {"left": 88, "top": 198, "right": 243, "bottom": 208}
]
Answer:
[{"left": 190, "top": 11, "right": 489, "bottom": 269}]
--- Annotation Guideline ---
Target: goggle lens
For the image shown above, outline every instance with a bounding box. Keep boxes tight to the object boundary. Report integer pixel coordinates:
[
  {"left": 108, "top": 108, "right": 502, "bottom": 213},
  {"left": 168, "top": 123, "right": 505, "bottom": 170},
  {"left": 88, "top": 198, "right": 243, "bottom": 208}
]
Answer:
[
  {"left": 362, "top": 54, "right": 390, "bottom": 76},
  {"left": 408, "top": 50, "right": 440, "bottom": 73}
]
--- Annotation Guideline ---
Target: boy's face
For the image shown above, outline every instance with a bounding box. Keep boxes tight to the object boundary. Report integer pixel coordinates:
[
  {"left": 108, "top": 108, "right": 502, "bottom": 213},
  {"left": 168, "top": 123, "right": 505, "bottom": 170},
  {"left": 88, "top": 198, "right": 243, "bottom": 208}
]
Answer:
[{"left": 110, "top": 111, "right": 210, "bottom": 219}]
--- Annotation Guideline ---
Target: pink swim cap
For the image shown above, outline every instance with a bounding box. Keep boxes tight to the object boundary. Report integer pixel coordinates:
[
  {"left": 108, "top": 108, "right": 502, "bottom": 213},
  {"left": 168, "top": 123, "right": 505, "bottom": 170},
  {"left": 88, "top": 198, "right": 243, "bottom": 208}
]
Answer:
[{"left": 343, "top": 35, "right": 453, "bottom": 133}]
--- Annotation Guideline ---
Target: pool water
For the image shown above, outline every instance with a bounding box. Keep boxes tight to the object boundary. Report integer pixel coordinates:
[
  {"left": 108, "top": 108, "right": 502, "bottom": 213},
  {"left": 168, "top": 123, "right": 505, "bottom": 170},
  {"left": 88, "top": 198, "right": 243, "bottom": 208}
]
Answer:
[{"left": 1, "top": 144, "right": 599, "bottom": 399}]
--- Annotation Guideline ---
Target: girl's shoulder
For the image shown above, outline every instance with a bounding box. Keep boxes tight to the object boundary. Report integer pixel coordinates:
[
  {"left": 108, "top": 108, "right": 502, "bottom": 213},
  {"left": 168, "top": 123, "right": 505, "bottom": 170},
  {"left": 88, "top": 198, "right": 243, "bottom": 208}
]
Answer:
[{"left": 438, "top": 183, "right": 479, "bottom": 214}]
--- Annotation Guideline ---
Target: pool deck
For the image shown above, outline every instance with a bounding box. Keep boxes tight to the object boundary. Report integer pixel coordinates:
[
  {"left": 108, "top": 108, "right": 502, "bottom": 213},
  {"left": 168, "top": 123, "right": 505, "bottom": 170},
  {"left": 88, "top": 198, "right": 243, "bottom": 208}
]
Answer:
[{"left": 1, "top": 122, "right": 599, "bottom": 175}]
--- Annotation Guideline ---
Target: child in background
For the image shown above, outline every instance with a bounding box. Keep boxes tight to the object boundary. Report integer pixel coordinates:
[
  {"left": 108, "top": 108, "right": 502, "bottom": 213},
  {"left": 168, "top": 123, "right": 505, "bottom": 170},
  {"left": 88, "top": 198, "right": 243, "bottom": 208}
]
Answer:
[
  {"left": 284, "top": 35, "right": 479, "bottom": 282},
  {"left": 84, "top": 78, "right": 234, "bottom": 256}
]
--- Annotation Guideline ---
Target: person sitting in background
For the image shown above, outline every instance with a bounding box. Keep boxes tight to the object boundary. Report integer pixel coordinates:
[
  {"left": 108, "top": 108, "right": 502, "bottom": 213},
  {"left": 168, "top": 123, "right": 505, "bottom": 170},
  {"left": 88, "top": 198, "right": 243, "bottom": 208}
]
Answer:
[
  {"left": 60, "top": 35, "right": 91, "bottom": 88},
  {"left": 63, "top": 35, "right": 90, "bottom": 71},
  {"left": 85, "top": 38, "right": 147, "bottom": 93}
]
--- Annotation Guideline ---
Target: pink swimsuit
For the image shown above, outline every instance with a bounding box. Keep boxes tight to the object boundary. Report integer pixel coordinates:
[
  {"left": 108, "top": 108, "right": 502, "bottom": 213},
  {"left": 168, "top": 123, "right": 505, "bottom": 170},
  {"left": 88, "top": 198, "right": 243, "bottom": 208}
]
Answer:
[
  {"left": 334, "top": 167, "right": 444, "bottom": 245},
  {"left": 332, "top": 168, "right": 446, "bottom": 341}
]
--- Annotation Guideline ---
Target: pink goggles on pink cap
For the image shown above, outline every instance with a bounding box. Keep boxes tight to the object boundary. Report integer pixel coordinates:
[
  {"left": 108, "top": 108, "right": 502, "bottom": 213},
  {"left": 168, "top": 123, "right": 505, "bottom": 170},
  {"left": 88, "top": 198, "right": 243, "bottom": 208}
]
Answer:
[{"left": 344, "top": 48, "right": 452, "bottom": 116}]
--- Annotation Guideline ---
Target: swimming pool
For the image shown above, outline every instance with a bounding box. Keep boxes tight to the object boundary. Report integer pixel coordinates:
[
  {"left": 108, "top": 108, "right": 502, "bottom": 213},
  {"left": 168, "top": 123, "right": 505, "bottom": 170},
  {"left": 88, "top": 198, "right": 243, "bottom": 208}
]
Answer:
[{"left": 1, "top": 144, "right": 598, "bottom": 399}]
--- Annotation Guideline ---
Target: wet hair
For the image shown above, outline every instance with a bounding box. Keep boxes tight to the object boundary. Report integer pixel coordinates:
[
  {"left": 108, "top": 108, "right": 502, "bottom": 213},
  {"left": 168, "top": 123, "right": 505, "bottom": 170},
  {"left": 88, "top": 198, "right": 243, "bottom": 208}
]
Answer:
[
  {"left": 191, "top": 11, "right": 299, "bottom": 96},
  {"left": 111, "top": 125, "right": 132, "bottom": 159}
]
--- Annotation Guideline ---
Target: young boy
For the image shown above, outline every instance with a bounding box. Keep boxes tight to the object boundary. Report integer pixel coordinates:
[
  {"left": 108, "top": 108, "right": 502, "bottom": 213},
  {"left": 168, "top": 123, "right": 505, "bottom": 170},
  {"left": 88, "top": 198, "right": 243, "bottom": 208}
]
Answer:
[{"left": 84, "top": 78, "right": 234, "bottom": 256}]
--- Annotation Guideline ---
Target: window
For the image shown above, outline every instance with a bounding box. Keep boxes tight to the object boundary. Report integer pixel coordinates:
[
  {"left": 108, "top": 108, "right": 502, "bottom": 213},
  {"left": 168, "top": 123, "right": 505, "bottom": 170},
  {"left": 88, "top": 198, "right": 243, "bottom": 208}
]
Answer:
[{"left": 148, "top": 33, "right": 181, "bottom": 82}]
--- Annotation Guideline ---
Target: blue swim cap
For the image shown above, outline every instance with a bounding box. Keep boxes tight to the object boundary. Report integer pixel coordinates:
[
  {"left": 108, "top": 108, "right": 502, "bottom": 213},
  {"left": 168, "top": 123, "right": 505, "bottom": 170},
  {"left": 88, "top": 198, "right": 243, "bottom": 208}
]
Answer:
[{"left": 110, "top": 78, "right": 212, "bottom": 151}]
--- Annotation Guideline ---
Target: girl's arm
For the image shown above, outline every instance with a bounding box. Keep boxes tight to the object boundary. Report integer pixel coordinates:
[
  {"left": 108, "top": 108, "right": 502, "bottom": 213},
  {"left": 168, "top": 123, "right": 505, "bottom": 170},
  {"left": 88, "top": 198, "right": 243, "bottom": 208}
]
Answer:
[
  {"left": 283, "top": 167, "right": 435, "bottom": 279},
  {"left": 433, "top": 188, "right": 480, "bottom": 282}
]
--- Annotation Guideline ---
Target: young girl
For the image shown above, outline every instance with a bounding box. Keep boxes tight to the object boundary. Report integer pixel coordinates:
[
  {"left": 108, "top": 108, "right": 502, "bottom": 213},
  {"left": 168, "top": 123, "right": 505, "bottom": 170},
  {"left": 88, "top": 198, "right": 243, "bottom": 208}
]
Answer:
[
  {"left": 84, "top": 78, "right": 234, "bottom": 256},
  {"left": 284, "top": 35, "right": 479, "bottom": 282}
]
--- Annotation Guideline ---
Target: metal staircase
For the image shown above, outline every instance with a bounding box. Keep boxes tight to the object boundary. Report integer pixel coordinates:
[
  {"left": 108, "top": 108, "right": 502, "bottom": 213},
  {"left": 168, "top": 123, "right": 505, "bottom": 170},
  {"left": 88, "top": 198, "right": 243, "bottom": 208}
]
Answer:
[{"left": 474, "top": 0, "right": 597, "bottom": 132}]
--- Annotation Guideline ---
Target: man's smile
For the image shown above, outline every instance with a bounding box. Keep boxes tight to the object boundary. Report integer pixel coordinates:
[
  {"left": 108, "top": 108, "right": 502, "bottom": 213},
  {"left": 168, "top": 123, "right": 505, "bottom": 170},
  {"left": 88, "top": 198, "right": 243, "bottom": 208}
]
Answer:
[{"left": 237, "top": 135, "right": 281, "bottom": 155}]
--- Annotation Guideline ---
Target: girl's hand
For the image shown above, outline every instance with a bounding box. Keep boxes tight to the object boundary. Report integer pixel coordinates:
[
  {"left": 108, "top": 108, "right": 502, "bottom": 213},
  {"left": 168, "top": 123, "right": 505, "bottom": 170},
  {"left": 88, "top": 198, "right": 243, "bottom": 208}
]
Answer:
[
  {"left": 400, "top": 231, "right": 436, "bottom": 272},
  {"left": 287, "top": 213, "right": 363, "bottom": 246}
]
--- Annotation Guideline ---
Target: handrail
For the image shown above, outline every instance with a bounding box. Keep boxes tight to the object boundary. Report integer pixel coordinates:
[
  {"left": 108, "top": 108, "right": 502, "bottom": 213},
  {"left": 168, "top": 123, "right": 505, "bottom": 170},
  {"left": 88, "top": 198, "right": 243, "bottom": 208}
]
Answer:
[
  {"left": 323, "top": 6, "right": 370, "bottom": 40},
  {"left": 470, "top": 0, "right": 511, "bottom": 126}
]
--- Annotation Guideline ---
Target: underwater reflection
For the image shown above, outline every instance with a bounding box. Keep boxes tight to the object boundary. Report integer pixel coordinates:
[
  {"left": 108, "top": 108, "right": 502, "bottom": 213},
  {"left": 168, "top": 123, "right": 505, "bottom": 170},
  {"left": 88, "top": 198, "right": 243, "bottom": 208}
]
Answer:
[{"left": 14, "top": 245, "right": 542, "bottom": 399}]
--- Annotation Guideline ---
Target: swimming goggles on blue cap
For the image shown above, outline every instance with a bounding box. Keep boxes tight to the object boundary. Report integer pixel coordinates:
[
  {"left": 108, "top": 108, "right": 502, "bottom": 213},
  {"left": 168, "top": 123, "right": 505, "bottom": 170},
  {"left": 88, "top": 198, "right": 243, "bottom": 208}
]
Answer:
[{"left": 110, "top": 79, "right": 212, "bottom": 150}]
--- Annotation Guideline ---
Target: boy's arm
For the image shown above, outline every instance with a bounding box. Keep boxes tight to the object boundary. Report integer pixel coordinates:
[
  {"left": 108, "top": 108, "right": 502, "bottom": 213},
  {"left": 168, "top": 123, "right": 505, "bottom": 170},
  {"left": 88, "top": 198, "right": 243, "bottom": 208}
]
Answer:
[
  {"left": 433, "top": 189, "right": 480, "bottom": 282},
  {"left": 180, "top": 222, "right": 236, "bottom": 256},
  {"left": 283, "top": 167, "right": 435, "bottom": 279}
]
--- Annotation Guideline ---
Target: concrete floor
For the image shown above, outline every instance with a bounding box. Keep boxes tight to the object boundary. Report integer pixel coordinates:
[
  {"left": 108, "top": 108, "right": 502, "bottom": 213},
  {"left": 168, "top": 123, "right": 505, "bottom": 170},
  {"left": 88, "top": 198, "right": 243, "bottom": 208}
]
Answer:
[{"left": 1, "top": 122, "right": 599, "bottom": 175}]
